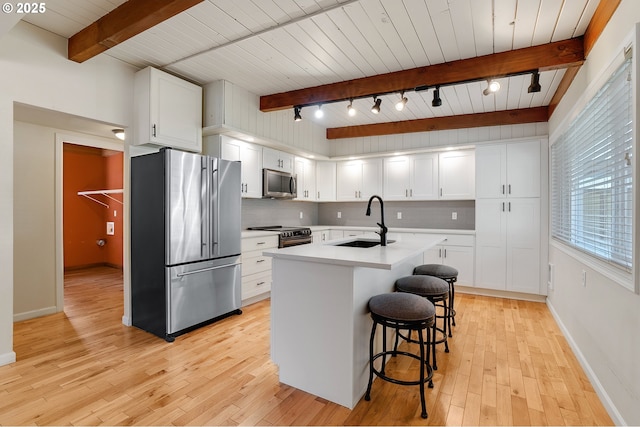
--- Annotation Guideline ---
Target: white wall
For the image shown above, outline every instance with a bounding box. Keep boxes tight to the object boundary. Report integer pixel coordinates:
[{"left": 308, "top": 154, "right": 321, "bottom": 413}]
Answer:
[
  {"left": 547, "top": 1, "right": 640, "bottom": 425},
  {"left": 0, "top": 21, "right": 137, "bottom": 365}
]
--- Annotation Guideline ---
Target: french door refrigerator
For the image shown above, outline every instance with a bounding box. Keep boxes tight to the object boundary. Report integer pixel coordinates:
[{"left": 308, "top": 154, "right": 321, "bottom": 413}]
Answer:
[{"left": 131, "top": 148, "right": 242, "bottom": 341}]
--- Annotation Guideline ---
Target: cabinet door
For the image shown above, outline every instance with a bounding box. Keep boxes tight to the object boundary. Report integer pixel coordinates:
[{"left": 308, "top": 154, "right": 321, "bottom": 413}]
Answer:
[
  {"left": 316, "top": 162, "right": 336, "bottom": 201},
  {"left": 506, "top": 198, "right": 541, "bottom": 294},
  {"left": 506, "top": 141, "right": 540, "bottom": 198},
  {"left": 475, "top": 199, "right": 507, "bottom": 290},
  {"left": 151, "top": 69, "right": 202, "bottom": 152},
  {"left": 263, "top": 147, "right": 293, "bottom": 173},
  {"left": 423, "top": 246, "right": 441, "bottom": 264},
  {"left": 336, "top": 161, "right": 361, "bottom": 201},
  {"left": 439, "top": 150, "right": 475, "bottom": 200},
  {"left": 240, "top": 143, "right": 263, "bottom": 199},
  {"left": 475, "top": 144, "right": 506, "bottom": 199},
  {"left": 384, "top": 156, "right": 411, "bottom": 200},
  {"left": 411, "top": 153, "right": 439, "bottom": 200},
  {"left": 361, "top": 158, "right": 383, "bottom": 200},
  {"left": 294, "top": 157, "right": 316, "bottom": 200},
  {"left": 442, "top": 245, "right": 474, "bottom": 286}
]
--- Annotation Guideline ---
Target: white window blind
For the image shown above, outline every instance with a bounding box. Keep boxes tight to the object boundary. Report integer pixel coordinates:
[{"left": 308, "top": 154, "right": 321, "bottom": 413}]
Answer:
[{"left": 551, "top": 58, "right": 633, "bottom": 271}]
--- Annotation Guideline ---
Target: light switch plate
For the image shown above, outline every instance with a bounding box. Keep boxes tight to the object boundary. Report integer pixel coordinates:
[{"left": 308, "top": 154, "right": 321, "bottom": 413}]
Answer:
[
  {"left": 451, "top": 212, "right": 457, "bottom": 220},
  {"left": 337, "top": 212, "right": 342, "bottom": 218},
  {"left": 106, "top": 222, "right": 115, "bottom": 235}
]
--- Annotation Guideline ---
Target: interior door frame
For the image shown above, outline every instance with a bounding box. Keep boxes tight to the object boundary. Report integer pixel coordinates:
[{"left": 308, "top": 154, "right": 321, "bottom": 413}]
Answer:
[{"left": 54, "top": 132, "right": 125, "bottom": 313}]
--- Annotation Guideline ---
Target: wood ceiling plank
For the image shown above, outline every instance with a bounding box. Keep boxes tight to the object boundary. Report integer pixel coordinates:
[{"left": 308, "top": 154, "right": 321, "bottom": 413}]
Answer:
[
  {"left": 68, "top": 0, "right": 204, "bottom": 63},
  {"left": 260, "top": 37, "right": 584, "bottom": 112},
  {"left": 326, "top": 107, "right": 549, "bottom": 139}
]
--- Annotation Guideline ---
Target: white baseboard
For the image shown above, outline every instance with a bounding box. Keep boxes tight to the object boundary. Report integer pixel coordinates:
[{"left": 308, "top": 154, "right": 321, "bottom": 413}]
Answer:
[
  {"left": 13, "top": 306, "right": 57, "bottom": 322},
  {"left": 0, "top": 351, "right": 16, "bottom": 366},
  {"left": 242, "top": 292, "right": 270, "bottom": 307},
  {"left": 456, "top": 285, "right": 547, "bottom": 303},
  {"left": 121, "top": 315, "right": 131, "bottom": 326},
  {"left": 546, "top": 300, "right": 625, "bottom": 426}
]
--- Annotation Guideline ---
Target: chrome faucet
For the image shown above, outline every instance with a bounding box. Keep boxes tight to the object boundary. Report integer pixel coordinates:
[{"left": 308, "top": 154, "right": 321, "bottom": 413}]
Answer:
[{"left": 366, "top": 195, "right": 388, "bottom": 246}]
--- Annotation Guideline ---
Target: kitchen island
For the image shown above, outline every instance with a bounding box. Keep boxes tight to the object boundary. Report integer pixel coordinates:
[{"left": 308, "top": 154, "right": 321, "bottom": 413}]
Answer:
[{"left": 263, "top": 233, "right": 446, "bottom": 409}]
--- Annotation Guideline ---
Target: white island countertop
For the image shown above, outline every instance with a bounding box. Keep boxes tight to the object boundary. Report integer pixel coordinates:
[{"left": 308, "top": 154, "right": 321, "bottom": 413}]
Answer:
[{"left": 263, "top": 233, "right": 446, "bottom": 270}]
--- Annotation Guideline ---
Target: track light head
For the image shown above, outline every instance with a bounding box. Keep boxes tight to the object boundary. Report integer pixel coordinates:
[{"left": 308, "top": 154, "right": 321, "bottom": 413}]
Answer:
[
  {"left": 315, "top": 105, "right": 324, "bottom": 118},
  {"left": 483, "top": 79, "right": 500, "bottom": 96},
  {"left": 528, "top": 71, "right": 541, "bottom": 93},
  {"left": 371, "top": 97, "right": 382, "bottom": 114},
  {"left": 294, "top": 106, "right": 302, "bottom": 121},
  {"left": 347, "top": 100, "right": 356, "bottom": 117},
  {"left": 395, "top": 92, "right": 408, "bottom": 111},
  {"left": 432, "top": 86, "right": 442, "bottom": 107}
]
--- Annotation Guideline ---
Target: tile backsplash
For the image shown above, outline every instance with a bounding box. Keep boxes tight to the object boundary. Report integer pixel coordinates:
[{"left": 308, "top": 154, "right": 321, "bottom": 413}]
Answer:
[{"left": 242, "top": 198, "right": 474, "bottom": 230}]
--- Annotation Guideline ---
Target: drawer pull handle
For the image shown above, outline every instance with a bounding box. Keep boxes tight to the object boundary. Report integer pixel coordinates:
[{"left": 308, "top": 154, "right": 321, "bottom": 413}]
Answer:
[
  {"left": 256, "top": 259, "right": 265, "bottom": 263},
  {"left": 257, "top": 281, "right": 266, "bottom": 286},
  {"left": 256, "top": 241, "right": 266, "bottom": 245}
]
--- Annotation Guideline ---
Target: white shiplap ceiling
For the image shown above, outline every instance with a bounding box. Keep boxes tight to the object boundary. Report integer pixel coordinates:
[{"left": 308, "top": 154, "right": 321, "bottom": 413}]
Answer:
[{"left": 21, "top": 0, "right": 599, "bottom": 129}]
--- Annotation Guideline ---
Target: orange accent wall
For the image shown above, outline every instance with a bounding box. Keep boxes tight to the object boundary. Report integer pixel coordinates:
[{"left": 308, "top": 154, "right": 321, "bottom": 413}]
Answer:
[{"left": 63, "top": 145, "right": 123, "bottom": 270}]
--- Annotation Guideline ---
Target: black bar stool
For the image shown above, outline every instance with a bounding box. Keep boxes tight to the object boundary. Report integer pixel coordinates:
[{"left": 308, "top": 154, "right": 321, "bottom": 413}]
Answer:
[
  {"left": 395, "top": 275, "right": 450, "bottom": 370},
  {"left": 413, "top": 264, "right": 459, "bottom": 334},
  {"left": 365, "top": 292, "right": 435, "bottom": 419}
]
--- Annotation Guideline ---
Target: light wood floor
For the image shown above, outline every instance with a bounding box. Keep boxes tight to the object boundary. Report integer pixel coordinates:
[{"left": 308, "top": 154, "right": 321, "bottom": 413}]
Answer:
[{"left": 1, "top": 266, "right": 612, "bottom": 426}]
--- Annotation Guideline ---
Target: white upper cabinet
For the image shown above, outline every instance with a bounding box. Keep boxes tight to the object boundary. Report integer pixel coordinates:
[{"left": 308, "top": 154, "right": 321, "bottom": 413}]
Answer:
[
  {"left": 316, "top": 162, "right": 336, "bottom": 201},
  {"left": 383, "top": 153, "right": 439, "bottom": 200},
  {"left": 134, "top": 66, "right": 202, "bottom": 152},
  {"left": 438, "top": 150, "right": 475, "bottom": 200},
  {"left": 294, "top": 157, "right": 316, "bottom": 201},
  {"left": 336, "top": 159, "right": 383, "bottom": 201},
  {"left": 220, "top": 137, "right": 262, "bottom": 199},
  {"left": 476, "top": 140, "right": 540, "bottom": 199},
  {"left": 263, "top": 147, "right": 293, "bottom": 173}
]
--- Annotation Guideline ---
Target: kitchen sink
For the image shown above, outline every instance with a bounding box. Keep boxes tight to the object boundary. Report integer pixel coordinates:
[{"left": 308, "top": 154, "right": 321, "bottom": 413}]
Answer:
[{"left": 334, "top": 238, "right": 395, "bottom": 248}]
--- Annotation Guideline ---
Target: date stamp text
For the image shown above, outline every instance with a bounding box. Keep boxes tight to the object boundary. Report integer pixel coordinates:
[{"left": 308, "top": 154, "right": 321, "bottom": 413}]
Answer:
[{"left": 2, "top": 3, "right": 47, "bottom": 13}]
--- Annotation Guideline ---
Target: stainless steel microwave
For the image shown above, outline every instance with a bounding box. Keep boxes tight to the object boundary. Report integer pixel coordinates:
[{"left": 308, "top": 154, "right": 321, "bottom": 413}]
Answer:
[{"left": 263, "top": 168, "right": 297, "bottom": 199}]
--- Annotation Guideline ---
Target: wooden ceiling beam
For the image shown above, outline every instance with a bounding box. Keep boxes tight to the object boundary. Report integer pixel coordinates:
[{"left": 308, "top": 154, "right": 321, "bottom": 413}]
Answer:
[
  {"left": 260, "top": 38, "right": 584, "bottom": 112},
  {"left": 68, "top": 0, "right": 203, "bottom": 63},
  {"left": 327, "top": 107, "right": 549, "bottom": 140}
]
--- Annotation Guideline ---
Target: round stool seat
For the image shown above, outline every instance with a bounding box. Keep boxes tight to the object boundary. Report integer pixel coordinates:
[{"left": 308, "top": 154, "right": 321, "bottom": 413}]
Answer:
[
  {"left": 395, "top": 275, "right": 449, "bottom": 299},
  {"left": 369, "top": 292, "right": 435, "bottom": 322},
  {"left": 413, "top": 264, "right": 458, "bottom": 280}
]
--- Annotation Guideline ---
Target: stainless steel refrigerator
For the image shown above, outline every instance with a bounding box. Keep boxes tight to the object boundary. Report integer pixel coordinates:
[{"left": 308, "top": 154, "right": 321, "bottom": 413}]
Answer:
[{"left": 131, "top": 148, "right": 242, "bottom": 341}]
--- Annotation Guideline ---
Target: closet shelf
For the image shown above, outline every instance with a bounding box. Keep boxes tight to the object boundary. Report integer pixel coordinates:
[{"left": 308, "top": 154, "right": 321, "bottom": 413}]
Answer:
[{"left": 77, "top": 189, "right": 123, "bottom": 208}]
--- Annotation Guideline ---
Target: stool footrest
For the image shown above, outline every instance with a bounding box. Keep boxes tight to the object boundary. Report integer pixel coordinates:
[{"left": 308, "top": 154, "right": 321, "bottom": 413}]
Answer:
[{"left": 370, "top": 351, "right": 433, "bottom": 387}]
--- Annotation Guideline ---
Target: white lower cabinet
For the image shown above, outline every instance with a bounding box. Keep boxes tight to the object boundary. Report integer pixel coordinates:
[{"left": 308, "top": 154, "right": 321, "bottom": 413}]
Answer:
[
  {"left": 422, "top": 234, "right": 475, "bottom": 286},
  {"left": 312, "top": 229, "right": 331, "bottom": 244},
  {"left": 475, "top": 198, "right": 541, "bottom": 294},
  {"left": 241, "top": 235, "right": 278, "bottom": 302}
]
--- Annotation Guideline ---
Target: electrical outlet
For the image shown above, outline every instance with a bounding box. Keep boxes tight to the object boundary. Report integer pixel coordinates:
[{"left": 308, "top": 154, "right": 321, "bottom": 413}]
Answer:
[
  {"left": 106, "top": 222, "right": 115, "bottom": 235},
  {"left": 397, "top": 212, "right": 402, "bottom": 219},
  {"left": 299, "top": 211, "right": 304, "bottom": 219},
  {"left": 337, "top": 211, "right": 342, "bottom": 219},
  {"left": 548, "top": 263, "right": 554, "bottom": 289},
  {"left": 452, "top": 212, "right": 457, "bottom": 220},
  {"left": 582, "top": 270, "right": 587, "bottom": 287}
]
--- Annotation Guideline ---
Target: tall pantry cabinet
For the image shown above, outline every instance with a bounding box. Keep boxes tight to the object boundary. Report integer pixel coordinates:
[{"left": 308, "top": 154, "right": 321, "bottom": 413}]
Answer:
[{"left": 475, "top": 140, "right": 545, "bottom": 295}]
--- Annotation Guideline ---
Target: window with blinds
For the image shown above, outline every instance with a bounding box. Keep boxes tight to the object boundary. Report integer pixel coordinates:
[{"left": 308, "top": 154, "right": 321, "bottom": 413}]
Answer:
[{"left": 551, "top": 58, "right": 633, "bottom": 272}]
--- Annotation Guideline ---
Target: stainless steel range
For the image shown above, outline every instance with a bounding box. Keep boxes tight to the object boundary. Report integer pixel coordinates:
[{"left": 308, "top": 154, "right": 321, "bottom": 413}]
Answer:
[{"left": 248, "top": 225, "right": 313, "bottom": 248}]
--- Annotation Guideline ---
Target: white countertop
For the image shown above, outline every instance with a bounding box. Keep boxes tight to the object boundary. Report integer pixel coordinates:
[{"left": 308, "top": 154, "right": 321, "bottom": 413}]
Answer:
[
  {"left": 263, "top": 232, "right": 446, "bottom": 270},
  {"left": 309, "top": 225, "right": 474, "bottom": 235}
]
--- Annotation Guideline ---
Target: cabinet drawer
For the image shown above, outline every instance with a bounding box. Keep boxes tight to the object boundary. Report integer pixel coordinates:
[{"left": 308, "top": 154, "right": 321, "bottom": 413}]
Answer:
[
  {"left": 242, "top": 271, "right": 271, "bottom": 299},
  {"left": 242, "top": 235, "right": 278, "bottom": 252},
  {"left": 241, "top": 254, "right": 272, "bottom": 276}
]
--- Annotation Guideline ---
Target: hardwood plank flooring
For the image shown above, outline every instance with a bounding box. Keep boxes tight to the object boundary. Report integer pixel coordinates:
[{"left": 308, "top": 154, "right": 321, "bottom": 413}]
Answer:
[{"left": 1, "top": 266, "right": 613, "bottom": 426}]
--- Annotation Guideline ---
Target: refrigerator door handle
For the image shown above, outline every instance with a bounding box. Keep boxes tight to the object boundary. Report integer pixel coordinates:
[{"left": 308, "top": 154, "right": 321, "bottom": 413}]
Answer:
[
  {"left": 176, "top": 262, "right": 242, "bottom": 278},
  {"left": 211, "top": 158, "right": 220, "bottom": 257},
  {"left": 201, "top": 158, "right": 209, "bottom": 258}
]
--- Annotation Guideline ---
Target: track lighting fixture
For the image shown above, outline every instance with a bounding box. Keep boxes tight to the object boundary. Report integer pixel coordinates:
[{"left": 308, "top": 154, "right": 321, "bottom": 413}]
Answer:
[
  {"left": 483, "top": 79, "right": 501, "bottom": 96},
  {"left": 347, "top": 99, "right": 356, "bottom": 117},
  {"left": 395, "top": 92, "right": 408, "bottom": 111},
  {"left": 315, "top": 105, "right": 324, "bottom": 118},
  {"left": 432, "top": 86, "right": 442, "bottom": 107},
  {"left": 371, "top": 96, "right": 382, "bottom": 114},
  {"left": 112, "top": 129, "right": 125, "bottom": 140},
  {"left": 528, "top": 71, "right": 541, "bottom": 93},
  {"left": 294, "top": 106, "right": 302, "bottom": 121}
]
